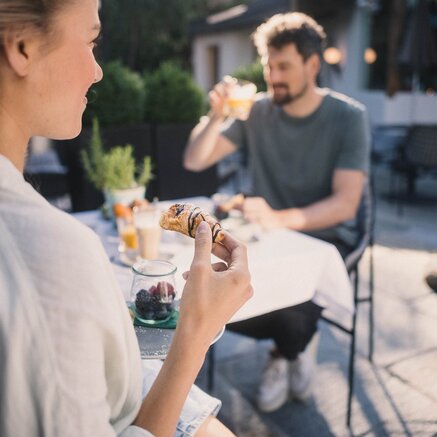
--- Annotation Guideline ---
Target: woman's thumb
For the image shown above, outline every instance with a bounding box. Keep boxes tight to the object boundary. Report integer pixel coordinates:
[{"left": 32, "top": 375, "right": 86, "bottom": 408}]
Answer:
[{"left": 193, "top": 221, "right": 212, "bottom": 262}]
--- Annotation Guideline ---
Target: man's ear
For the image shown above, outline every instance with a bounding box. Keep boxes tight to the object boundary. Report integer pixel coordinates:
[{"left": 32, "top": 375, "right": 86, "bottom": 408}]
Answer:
[
  {"left": 2, "top": 28, "right": 34, "bottom": 77},
  {"left": 306, "top": 53, "right": 321, "bottom": 82}
]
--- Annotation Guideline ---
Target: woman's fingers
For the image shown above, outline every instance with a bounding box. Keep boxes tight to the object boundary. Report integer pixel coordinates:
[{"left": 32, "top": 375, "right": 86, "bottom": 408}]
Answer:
[
  {"left": 182, "top": 261, "right": 227, "bottom": 281},
  {"left": 212, "top": 242, "right": 231, "bottom": 263},
  {"left": 211, "top": 261, "right": 228, "bottom": 272}
]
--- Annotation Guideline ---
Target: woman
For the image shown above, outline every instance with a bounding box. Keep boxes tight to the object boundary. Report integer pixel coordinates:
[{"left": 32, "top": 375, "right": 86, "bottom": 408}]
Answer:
[{"left": 0, "top": 1, "right": 252, "bottom": 436}]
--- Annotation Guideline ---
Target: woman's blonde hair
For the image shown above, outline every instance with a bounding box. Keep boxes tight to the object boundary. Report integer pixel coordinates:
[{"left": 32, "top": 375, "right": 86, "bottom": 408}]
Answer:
[{"left": 0, "top": 0, "right": 68, "bottom": 50}]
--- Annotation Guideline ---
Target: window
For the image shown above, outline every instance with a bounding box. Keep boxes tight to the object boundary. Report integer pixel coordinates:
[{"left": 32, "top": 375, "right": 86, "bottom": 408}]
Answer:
[{"left": 367, "top": 0, "right": 437, "bottom": 92}]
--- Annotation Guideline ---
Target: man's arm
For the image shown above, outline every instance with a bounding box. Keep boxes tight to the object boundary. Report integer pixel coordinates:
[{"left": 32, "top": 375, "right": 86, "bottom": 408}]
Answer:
[
  {"left": 184, "top": 82, "right": 237, "bottom": 172},
  {"left": 243, "top": 169, "right": 365, "bottom": 231},
  {"left": 184, "top": 112, "right": 237, "bottom": 171}
]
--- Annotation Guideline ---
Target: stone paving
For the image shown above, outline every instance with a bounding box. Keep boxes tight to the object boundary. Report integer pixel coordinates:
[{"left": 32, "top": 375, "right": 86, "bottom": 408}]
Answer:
[{"left": 196, "top": 165, "right": 437, "bottom": 436}]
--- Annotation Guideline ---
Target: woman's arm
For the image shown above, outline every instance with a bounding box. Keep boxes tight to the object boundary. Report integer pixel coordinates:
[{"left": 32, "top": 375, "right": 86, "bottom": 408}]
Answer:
[{"left": 133, "top": 222, "right": 252, "bottom": 436}]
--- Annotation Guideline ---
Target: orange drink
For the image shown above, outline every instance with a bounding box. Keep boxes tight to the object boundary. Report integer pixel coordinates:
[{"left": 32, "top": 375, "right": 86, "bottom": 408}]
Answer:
[
  {"left": 224, "top": 76, "right": 257, "bottom": 120},
  {"left": 121, "top": 225, "right": 138, "bottom": 249}
]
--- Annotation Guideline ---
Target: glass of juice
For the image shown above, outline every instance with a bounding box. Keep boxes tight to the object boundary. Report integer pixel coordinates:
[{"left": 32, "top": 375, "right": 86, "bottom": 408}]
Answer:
[{"left": 224, "top": 76, "right": 257, "bottom": 120}]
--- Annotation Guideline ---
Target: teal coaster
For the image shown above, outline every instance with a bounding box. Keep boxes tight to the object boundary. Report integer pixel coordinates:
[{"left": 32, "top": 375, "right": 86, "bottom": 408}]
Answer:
[{"left": 133, "top": 308, "right": 179, "bottom": 329}]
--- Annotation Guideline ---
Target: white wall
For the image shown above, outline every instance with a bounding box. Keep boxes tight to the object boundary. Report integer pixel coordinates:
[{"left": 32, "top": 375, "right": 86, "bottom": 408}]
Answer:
[{"left": 192, "top": 30, "right": 255, "bottom": 91}]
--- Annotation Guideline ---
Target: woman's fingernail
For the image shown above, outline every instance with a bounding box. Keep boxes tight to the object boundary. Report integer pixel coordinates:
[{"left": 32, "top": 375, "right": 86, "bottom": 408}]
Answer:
[{"left": 197, "top": 221, "right": 209, "bottom": 234}]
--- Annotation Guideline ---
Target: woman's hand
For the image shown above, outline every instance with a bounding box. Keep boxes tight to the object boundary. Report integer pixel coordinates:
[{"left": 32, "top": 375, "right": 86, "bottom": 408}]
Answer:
[{"left": 177, "top": 221, "right": 253, "bottom": 346}]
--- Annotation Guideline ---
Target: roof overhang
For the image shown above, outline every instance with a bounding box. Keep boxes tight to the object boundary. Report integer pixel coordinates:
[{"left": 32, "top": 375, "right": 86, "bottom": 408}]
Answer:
[{"left": 189, "top": 0, "right": 355, "bottom": 37}]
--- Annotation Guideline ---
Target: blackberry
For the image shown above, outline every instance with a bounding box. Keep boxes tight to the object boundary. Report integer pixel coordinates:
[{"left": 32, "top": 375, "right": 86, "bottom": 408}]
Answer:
[
  {"left": 135, "top": 288, "right": 173, "bottom": 320},
  {"left": 135, "top": 289, "right": 160, "bottom": 318}
]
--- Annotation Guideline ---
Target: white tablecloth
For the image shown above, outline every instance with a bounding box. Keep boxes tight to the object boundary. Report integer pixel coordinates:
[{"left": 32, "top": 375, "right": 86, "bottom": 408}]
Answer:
[{"left": 73, "top": 204, "right": 353, "bottom": 322}]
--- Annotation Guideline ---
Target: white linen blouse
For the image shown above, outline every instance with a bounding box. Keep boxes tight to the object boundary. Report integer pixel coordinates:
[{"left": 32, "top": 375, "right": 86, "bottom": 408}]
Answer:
[{"left": 0, "top": 154, "right": 153, "bottom": 437}]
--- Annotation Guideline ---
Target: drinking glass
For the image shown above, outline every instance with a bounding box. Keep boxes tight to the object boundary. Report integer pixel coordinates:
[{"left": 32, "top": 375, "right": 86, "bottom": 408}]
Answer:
[
  {"left": 116, "top": 216, "right": 138, "bottom": 258},
  {"left": 130, "top": 260, "right": 178, "bottom": 323},
  {"left": 224, "top": 76, "right": 257, "bottom": 120},
  {"left": 134, "top": 206, "right": 162, "bottom": 260}
]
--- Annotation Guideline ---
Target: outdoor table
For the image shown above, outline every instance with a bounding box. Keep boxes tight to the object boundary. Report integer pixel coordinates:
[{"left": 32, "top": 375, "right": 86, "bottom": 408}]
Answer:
[{"left": 73, "top": 197, "right": 352, "bottom": 358}]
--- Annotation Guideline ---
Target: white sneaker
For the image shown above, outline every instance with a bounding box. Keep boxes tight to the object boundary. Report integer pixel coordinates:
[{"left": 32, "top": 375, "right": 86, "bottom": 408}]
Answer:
[
  {"left": 257, "top": 356, "right": 289, "bottom": 412},
  {"left": 289, "top": 331, "right": 320, "bottom": 403}
]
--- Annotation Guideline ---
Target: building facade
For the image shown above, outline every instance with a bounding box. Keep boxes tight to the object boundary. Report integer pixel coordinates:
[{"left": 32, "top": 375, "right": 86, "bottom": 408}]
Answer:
[{"left": 190, "top": 0, "right": 437, "bottom": 126}]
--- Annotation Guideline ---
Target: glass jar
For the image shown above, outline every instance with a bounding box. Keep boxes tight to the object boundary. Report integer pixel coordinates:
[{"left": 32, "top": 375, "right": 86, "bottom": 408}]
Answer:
[{"left": 130, "top": 260, "right": 177, "bottom": 323}]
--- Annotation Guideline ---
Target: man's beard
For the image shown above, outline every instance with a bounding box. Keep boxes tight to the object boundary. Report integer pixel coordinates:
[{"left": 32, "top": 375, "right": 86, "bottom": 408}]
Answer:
[{"left": 271, "top": 81, "right": 308, "bottom": 106}]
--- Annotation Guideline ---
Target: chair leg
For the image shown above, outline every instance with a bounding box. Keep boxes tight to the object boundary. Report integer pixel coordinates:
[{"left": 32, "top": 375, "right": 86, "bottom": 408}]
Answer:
[
  {"left": 396, "top": 174, "right": 404, "bottom": 217},
  {"left": 347, "top": 269, "right": 359, "bottom": 428},
  {"left": 207, "top": 344, "right": 216, "bottom": 391},
  {"left": 368, "top": 245, "right": 375, "bottom": 362}
]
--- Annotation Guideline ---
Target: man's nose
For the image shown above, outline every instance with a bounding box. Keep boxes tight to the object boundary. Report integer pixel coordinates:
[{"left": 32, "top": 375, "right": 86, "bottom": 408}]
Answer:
[{"left": 267, "top": 68, "right": 281, "bottom": 84}]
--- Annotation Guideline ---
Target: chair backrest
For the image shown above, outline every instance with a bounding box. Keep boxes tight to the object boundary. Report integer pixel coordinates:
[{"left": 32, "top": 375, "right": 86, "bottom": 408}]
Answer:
[
  {"left": 405, "top": 125, "right": 437, "bottom": 168},
  {"left": 344, "top": 180, "right": 374, "bottom": 272}
]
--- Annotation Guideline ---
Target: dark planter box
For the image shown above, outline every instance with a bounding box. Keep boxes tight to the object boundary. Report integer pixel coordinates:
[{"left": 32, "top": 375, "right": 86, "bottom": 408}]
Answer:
[
  {"left": 55, "top": 124, "right": 153, "bottom": 212},
  {"left": 54, "top": 122, "right": 218, "bottom": 211},
  {"left": 153, "top": 123, "right": 218, "bottom": 201}
]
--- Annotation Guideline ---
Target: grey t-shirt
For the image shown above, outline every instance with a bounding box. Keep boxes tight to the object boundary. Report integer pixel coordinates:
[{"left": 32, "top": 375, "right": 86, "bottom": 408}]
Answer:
[{"left": 221, "top": 88, "right": 370, "bottom": 248}]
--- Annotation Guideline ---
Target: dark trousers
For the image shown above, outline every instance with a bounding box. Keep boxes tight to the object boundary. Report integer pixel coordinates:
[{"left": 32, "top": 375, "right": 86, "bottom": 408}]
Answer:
[
  {"left": 228, "top": 300, "right": 323, "bottom": 360},
  {"left": 228, "top": 236, "right": 352, "bottom": 360}
]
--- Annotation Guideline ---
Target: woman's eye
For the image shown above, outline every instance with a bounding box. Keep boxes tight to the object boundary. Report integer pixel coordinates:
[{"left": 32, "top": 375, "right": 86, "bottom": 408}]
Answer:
[{"left": 91, "top": 34, "right": 102, "bottom": 50}]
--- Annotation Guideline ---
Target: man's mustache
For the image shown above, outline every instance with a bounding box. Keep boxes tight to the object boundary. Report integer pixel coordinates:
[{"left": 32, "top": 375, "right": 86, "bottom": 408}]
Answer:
[{"left": 272, "top": 84, "right": 289, "bottom": 91}]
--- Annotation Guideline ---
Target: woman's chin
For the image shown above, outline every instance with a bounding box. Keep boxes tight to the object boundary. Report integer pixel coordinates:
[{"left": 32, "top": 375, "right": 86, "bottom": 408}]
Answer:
[{"left": 50, "top": 123, "right": 83, "bottom": 140}]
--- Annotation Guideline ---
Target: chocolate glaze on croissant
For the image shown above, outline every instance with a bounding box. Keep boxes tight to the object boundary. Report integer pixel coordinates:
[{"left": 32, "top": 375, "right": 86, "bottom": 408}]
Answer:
[{"left": 159, "top": 203, "right": 225, "bottom": 243}]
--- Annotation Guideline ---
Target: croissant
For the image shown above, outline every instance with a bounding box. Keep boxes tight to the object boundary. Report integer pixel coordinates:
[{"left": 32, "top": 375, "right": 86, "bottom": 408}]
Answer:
[{"left": 159, "top": 203, "right": 225, "bottom": 243}]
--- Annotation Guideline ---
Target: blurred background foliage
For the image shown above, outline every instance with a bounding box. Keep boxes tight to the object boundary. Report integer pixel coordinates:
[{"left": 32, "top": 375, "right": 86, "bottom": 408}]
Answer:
[
  {"left": 84, "top": 60, "right": 145, "bottom": 126},
  {"left": 143, "top": 61, "right": 206, "bottom": 123},
  {"left": 233, "top": 61, "right": 267, "bottom": 93},
  {"left": 99, "top": 0, "right": 251, "bottom": 72},
  {"left": 85, "top": 0, "right": 254, "bottom": 126}
]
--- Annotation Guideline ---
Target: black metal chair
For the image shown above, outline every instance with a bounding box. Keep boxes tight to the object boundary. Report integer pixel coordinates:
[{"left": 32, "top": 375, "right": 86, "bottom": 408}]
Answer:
[
  {"left": 320, "top": 180, "right": 375, "bottom": 428},
  {"left": 207, "top": 180, "right": 375, "bottom": 428},
  {"left": 390, "top": 125, "right": 437, "bottom": 213}
]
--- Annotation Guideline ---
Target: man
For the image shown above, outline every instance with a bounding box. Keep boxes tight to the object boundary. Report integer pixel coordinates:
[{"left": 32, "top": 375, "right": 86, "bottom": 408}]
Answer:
[{"left": 184, "top": 12, "right": 370, "bottom": 412}]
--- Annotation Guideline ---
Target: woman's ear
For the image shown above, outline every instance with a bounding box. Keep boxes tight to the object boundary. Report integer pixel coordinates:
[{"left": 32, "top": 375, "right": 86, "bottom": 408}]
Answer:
[{"left": 2, "top": 28, "right": 35, "bottom": 77}]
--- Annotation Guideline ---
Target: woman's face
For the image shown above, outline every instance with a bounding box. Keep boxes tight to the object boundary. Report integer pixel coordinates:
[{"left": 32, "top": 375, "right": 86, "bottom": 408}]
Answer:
[{"left": 31, "top": 0, "right": 103, "bottom": 139}]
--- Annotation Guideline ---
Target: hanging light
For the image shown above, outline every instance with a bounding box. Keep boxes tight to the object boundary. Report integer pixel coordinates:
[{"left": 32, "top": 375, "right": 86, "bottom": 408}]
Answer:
[
  {"left": 364, "top": 48, "right": 377, "bottom": 64},
  {"left": 323, "top": 47, "right": 342, "bottom": 65}
]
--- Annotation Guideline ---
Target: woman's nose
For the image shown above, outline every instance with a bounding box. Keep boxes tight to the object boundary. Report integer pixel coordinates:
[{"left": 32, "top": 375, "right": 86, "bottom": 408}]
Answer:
[{"left": 95, "top": 62, "right": 103, "bottom": 83}]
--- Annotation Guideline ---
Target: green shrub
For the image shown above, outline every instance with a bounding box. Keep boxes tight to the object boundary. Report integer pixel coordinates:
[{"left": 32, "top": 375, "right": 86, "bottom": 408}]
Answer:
[
  {"left": 143, "top": 61, "right": 206, "bottom": 123},
  {"left": 81, "top": 119, "right": 152, "bottom": 191},
  {"left": 233, "top": 61, "right": 267, "bottom": 93},
  {"left": 84, "top": 61, "right": 145, "bottom": 126}
]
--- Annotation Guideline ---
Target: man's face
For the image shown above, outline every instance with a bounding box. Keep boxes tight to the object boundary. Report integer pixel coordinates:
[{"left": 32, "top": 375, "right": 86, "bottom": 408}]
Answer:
[{"left": 262, "top": 43, "right": 317, "bottom": 106}]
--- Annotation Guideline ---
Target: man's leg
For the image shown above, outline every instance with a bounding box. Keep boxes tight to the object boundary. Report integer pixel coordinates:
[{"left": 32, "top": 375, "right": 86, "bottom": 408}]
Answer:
[
  {"left": 228, "top": 301, "right": 323, "bottom": 360},
  {"left": 227, "top": 301, "right": 322, "bottom": 412}
]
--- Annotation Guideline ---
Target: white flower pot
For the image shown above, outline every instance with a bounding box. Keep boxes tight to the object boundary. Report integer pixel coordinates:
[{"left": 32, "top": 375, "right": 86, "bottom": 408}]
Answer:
[{"left": 104, "top": 185, "right": 146, "bottom": 218}]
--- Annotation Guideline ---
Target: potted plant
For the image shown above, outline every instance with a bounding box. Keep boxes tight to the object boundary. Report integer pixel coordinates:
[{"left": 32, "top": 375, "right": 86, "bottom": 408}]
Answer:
[{"left": 81, "top": 119, "right": 153, "bottom": 215}]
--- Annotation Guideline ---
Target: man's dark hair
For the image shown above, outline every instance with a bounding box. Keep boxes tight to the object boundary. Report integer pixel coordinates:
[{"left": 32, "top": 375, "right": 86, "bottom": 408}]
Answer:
[{"left": 252, "top": 12, "right": 326, "bottom": 61}]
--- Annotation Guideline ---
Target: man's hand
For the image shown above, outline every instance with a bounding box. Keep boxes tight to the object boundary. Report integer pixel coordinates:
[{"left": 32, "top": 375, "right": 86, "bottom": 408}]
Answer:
[
  {"left": 242, "top": 197, "right": 283, "bottom": 229},
  {"left": 208, "top": 80, "right": 230, "bottom": 119}
]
